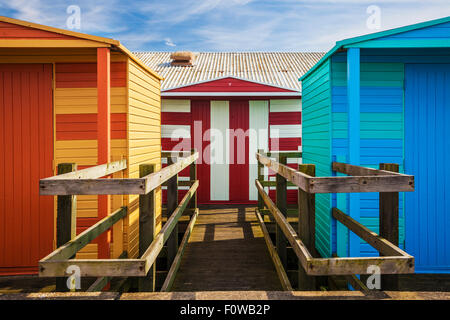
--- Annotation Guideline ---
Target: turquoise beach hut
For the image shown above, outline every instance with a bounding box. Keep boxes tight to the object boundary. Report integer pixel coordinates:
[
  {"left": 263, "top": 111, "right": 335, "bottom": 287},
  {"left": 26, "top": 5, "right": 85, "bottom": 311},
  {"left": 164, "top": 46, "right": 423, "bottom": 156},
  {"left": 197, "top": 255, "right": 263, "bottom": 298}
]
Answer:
[{"left": 300, "top": 16, "right": 450, "bottom": 274}]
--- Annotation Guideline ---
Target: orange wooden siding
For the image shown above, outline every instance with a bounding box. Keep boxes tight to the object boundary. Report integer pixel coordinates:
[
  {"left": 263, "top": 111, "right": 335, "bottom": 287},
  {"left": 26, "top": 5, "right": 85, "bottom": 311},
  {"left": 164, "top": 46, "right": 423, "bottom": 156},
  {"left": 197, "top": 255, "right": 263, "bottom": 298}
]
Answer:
[
  {"left": 55, "top": 62, "right": 126, "bottom": 88},
  {"left": 55, "top": 113, "right": 126, "bottom": 140},
  {"left": 0, "top": 64, "right": 54, "bottom": 275}
]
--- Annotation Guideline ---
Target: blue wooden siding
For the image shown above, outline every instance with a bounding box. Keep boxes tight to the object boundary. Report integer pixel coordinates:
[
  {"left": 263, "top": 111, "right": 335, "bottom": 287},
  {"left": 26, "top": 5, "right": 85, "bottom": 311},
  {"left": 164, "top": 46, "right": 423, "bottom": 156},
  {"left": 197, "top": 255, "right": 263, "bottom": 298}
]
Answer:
[
  {"left": 405, "top": 64, "right": 450, "bottom": 273},
  {"left": 301, "top": 58, "right": 333, "bottom": 258},
  {"left": 330, "top": 61, "right": 405, "bottom": 257}
]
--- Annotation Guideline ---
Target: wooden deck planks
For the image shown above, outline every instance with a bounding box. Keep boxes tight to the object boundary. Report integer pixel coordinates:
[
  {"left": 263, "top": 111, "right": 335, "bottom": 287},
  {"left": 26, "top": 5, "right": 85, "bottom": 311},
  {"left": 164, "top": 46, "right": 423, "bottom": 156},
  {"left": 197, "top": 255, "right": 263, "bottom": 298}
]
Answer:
[{"left": 171, "top": 205, "right": 283, "bottom": 292}]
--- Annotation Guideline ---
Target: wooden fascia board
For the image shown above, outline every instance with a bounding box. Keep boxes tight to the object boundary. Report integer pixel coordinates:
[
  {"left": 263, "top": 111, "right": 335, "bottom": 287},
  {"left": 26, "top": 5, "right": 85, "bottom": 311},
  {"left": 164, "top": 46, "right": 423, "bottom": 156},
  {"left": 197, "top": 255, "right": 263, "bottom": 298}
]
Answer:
[
  {"left": 0, "top": 39, "right": 111, "bottom": 48},
  {"left": 0, "top": 15, "right": 119, "bottom": 46}
]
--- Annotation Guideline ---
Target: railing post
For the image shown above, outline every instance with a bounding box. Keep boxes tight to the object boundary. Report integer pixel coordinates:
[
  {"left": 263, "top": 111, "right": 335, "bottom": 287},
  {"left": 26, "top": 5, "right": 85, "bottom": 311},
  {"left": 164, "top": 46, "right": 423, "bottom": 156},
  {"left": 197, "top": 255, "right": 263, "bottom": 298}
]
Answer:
[
  {"left": 276, "top": 155, "right": 288, "bottom": 270},
  {"left": 379, "top": 163, "right": 399, "bottom": 291},
  {"left": 188, "top": 148, "right": 197, "bottom": 214},
  {"left": 257, "top": 149, "right": 264, "bottom": 213},
  {"left": 138, "top": 163, "right": 156, "bottom": 292},
  {"left": 56, "top": 163, "right": 77, "bottom": 292},
  {"left": 167, "top": 157, "right": 179, "bottom": 269},
  {"left": 298, "top": 163, "right": 316, "bottom": 290}
]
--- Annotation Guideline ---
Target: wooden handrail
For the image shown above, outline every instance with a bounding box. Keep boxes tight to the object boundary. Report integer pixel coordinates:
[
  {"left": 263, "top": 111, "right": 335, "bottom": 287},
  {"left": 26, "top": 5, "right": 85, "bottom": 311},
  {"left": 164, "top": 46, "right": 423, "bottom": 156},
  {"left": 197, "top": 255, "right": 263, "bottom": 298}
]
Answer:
[
  {"left": 40, "top": 152, "right": 200, "bottom": 287},
  {"left": 332, "top": 162, "right": 410, "bottom": 177},
  {"left": 141, "top": 180, "right": 199, "bottom": 273},
  {"left": 43, "top": 160, "right": 127, "bottom": 180},
  {"left": 255, "top": 179, "right": 313, "bottom": 271},
  {"left": 255, "top": 179, "right": 414, "bottom": 276},
  {"left": 161, "top": 151, "right": 192, "bottom": 158},
  {"left": 40, "top": 207, "right": 127, "bottom": 263},
  {"left": 161, "top": 208, "right": 199, "bottom": 292},
  {"left": 141, "top": 152, "right": 198, "bottom": 194},
  {"left": 256, "top": 152, "right": 311, "bottom": 192},
  {"left": 265, "top": 151, "right": 302, "bottom": 158},
  {"left": 332, "top": 208, "right": 411, "bottom": 258},
  {"left": 39, "top": 152, "right": 199, "bottom": 195},
  {"left": 256, "top": 152, "right": 415, "bottom": 194},
  {"left": 255, "top": 208, "right": 293, "bottom": 291}
]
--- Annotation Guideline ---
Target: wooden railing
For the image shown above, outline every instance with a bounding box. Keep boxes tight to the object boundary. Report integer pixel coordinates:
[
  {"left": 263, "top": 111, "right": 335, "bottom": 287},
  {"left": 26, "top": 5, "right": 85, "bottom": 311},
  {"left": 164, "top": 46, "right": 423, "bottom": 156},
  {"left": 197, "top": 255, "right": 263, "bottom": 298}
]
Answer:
[
  {"left": 39, "top": 150, "right": 199, "bottom": 292},
  {"left": 255, "top": 151, "right": 415, "bottom": 291}
]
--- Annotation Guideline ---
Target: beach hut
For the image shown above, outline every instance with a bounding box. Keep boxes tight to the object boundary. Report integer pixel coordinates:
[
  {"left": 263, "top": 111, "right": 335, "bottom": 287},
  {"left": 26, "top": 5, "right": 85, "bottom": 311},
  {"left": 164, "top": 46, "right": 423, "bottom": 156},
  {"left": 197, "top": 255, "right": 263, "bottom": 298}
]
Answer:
[
  {"left": 0, "top": 16, "right": 163, "bottom": 275},
  {"left": 134, "top": 52, "right": 323, "bottom": 204},
  {"left": 300, "top": 16, "right": 450, "bottom": 273}
]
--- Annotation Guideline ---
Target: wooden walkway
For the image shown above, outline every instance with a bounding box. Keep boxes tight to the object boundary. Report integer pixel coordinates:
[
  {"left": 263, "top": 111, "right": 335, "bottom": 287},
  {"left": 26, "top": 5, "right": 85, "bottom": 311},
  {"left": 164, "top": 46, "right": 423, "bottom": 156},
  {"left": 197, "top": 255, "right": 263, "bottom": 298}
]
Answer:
[{"left": 171, "top": 205, "right": 282, "bottom": 291}]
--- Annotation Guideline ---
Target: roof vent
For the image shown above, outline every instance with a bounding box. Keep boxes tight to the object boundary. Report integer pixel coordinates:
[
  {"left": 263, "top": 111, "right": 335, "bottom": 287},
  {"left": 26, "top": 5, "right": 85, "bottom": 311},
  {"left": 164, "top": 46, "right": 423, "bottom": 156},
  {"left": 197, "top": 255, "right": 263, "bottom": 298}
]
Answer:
[{"left": 170, "top": 51, "right": 196, "bottom": 66}]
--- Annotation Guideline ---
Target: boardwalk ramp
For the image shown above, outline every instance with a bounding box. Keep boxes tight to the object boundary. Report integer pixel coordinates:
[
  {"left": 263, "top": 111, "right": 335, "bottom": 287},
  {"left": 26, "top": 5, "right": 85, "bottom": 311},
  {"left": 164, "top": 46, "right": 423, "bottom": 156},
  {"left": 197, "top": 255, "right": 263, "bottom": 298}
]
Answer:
[{"left": 171, "top": 205, "right": 282, "bottom": 291}]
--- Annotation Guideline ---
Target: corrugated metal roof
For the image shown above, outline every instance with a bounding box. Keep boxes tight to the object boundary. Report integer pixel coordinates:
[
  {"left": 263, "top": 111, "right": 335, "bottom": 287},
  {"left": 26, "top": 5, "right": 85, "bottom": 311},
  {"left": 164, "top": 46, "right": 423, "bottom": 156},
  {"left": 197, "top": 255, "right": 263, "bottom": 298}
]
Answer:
[{"left": 133, "top": 52, "right": 325, "bottom": 92}]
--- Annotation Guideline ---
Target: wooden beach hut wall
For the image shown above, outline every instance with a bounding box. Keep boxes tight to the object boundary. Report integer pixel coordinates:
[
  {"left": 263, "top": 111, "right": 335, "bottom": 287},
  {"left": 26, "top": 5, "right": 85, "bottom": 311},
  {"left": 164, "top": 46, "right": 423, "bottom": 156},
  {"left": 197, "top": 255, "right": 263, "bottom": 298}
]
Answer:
[
  {"left": 133, "top": 52, "right": 324, "bottom": 205},
  {"left": 300, "top": 16, "right": 450, "bottom": 273},
  {"left": 0, "top": 16, "right": 163, "bottom": 275}
]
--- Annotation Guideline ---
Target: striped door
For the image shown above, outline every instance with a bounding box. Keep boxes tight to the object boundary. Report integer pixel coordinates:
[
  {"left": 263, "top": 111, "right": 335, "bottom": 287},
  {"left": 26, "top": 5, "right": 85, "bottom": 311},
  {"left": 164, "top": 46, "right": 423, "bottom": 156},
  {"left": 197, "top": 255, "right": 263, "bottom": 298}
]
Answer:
[
  {"left": 0, "top": 64, "right": 54, "bottom": 275},
  {"left": 229, "top": 100, "right": 249, "bottom": 202},
  {"left": 405, "top": 64, "right": 450, "bottom": 273},
  {"left": 161, "top": 98, "right": 301, "bottom": 204}
]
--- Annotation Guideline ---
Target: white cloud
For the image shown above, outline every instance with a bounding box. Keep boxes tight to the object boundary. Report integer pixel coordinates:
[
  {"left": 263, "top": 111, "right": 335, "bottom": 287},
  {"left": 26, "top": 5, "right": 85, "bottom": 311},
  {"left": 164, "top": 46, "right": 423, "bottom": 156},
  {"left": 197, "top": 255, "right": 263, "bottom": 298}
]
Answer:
[
  {"left": 141, "top": 0, "right": 254, "bottom": 24},
  {"left": 165, "top": 38, "right": 176, "bottom": 47},
  {"left": 0, "top": 0, "right": 449, "bottom": 51},
  {"left": 0, "top": 0, "right": 130, "bottom": 33},
  {"left": 188, "top": 1, "right": 450, "bottom": 51}
]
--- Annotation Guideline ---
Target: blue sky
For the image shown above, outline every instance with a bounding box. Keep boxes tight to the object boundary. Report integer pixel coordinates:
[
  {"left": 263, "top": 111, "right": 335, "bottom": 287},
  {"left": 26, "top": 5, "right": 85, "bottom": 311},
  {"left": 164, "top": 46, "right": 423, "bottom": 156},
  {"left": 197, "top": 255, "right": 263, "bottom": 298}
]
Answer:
[{"left": 0, "top": 0, "right": 449, "bottom": 52}]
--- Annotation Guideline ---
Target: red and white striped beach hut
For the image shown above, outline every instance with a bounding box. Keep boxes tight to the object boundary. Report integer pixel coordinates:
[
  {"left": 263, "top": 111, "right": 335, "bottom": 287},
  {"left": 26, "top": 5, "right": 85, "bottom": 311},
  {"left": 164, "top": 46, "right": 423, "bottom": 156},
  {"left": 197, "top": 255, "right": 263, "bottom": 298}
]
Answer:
[{"left": 134, "top": 52, "right": 323, "bottom": 204}]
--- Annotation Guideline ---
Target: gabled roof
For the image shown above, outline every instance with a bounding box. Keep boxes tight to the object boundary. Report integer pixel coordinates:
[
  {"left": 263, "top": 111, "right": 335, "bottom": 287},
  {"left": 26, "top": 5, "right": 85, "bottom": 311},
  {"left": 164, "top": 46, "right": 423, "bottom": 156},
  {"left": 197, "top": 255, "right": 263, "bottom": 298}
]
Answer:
[
  {"left": 300, "top": 15, "right": 450, "bottom": 81},
  {"left": 134, "top": 52, "right": 324, "bottom": 92},
  {"left": 163, "top": 76, "right": 300, "bottom": 97},
  {"left": 0, "top": 16, "right": 163, "bottom": 80}
]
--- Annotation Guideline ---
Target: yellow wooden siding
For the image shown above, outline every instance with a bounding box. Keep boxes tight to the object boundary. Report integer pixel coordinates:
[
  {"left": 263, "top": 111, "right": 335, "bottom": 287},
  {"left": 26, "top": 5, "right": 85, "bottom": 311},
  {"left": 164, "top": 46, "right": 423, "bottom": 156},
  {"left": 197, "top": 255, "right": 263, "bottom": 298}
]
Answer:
[
  {"left": 76, "top": 244, "right": 98, "bottom": 259},
  {"left": 54, "top": 139, "right": 127, "bottom": 221},
  {"left": 126, "top": 58, "right": 162, "bottom": 259},
  {"left": 55, "top": 87, "right": 127, "bottom": 114}
]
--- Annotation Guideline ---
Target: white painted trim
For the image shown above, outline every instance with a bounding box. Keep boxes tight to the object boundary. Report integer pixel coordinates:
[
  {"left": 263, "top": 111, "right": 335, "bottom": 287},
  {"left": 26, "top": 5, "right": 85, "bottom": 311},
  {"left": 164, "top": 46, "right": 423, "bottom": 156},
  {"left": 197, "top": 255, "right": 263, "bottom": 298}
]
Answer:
[
  {"left": 162, "top": 92, "right": 301, "bottom": 97},
  {"left": 161, "top": 99, "right": 191, "bottom": 112},
  {"left": 210, "top": 101, "right": 230, "bottom": 201},
  {"left": 161, "top": 125, "right": 191, "bottom": 138},
  {"left": 269, "top": 99, "right": 302, "bottom": 112},
  {"left": 249, "top": 100, "right": 269, "bottom": 201},
  {"left": 269, "top": 124, "right": 302, "bottom": 138},
  {"left": 162, "top": 75, "right": 300, "bottom": 93}
]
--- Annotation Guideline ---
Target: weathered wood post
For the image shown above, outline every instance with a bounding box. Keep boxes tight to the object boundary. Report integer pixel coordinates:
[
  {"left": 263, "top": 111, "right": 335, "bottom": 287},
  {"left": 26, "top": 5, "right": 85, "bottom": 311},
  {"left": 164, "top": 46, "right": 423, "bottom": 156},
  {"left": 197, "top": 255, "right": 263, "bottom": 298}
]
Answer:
[
  {"left": 298, "top": 163, "right": 316, "bottom": 290},
  {"left": 188, "top": 148, "right": 197, "bottom": 215},
  {"left": 56, "top": 163, "right": 77, "bottom": 292},
  {"left": 167, "top": 156, "right": 179, "bottom": 269},
  {"left": 276, "top": 155, "right": 288, "bottom": 270},
  {"left": 379, "top": 163, "right": 399, "bottom": 291},
  {"left": 138, "top": 163, "right": 156, "bottom": 292},
  {"left": 257, "top": 149, "right": 264, "bottom": 214}
]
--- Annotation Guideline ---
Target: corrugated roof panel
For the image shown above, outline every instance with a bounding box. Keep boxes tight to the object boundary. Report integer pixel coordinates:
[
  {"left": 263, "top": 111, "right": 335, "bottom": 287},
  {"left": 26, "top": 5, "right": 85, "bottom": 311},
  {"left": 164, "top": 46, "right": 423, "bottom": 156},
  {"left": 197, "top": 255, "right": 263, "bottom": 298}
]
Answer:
[{"left": 133, "top": 52, "right": 325, "bottom": 92}]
